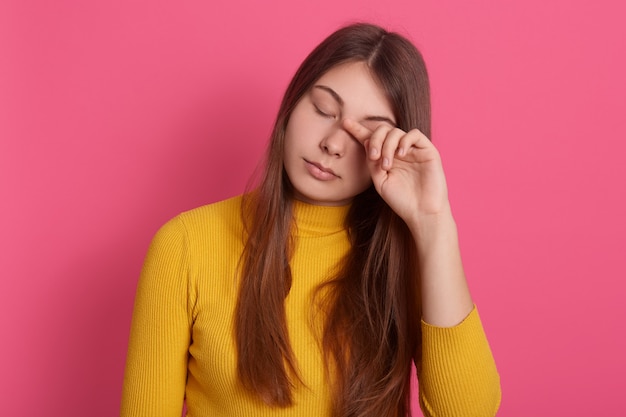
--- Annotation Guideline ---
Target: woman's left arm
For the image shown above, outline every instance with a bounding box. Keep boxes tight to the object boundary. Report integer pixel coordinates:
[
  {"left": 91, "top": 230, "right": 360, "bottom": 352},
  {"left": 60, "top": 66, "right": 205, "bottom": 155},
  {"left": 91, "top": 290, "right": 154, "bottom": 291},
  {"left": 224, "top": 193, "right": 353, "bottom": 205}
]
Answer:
[
  {"left": 344, "top": 118, "right": 472, "bottom": 325},
  {"left": 344, "top": 119, "right": 501, "bottom": 416}
]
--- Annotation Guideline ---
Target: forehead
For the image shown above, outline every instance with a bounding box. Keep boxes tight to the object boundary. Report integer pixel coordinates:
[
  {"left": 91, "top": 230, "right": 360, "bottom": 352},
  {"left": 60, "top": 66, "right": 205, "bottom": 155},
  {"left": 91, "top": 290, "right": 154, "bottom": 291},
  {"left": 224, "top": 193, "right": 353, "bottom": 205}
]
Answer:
[{"left": 313, "top": 61, "right": 394, "bottom": 117}]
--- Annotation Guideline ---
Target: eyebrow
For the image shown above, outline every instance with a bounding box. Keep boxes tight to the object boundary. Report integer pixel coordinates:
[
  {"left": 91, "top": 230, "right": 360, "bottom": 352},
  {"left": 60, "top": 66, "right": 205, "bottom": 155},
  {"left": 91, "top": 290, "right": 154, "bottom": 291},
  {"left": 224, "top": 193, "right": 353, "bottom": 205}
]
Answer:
[{"left": 313, "top": 85, "right": 397, "bottom": 126}]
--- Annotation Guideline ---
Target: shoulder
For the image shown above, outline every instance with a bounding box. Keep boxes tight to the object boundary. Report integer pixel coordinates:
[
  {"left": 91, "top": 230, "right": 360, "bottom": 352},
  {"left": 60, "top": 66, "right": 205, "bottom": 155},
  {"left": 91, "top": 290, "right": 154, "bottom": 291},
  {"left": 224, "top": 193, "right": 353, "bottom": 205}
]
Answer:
[
  {"left": 153, "top": 195, "right": 245, "bottom": 253},
  {"left": 176, "top": 194, "right": 244, "bottom": 229}
]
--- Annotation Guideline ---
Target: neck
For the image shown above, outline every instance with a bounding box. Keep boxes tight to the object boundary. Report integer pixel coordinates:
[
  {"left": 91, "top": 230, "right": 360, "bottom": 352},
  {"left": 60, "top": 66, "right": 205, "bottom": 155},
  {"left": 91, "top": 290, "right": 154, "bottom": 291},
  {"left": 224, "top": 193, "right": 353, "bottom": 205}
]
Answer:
[{"left": 292, "top": 199, "right": 350, "bottom": 237}]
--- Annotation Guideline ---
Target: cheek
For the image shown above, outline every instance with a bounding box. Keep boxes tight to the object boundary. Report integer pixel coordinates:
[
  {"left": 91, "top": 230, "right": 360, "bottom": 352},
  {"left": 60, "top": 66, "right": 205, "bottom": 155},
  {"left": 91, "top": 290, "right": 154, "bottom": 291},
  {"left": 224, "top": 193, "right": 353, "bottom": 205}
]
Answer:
[{"left": 283, "top": 123, "right": 299, "bottom": 161}]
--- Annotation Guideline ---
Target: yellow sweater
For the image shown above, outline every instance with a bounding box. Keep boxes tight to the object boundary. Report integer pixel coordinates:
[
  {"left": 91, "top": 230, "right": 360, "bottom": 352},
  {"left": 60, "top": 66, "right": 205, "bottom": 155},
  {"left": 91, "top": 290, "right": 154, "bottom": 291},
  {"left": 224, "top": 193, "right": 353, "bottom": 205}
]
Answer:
[{"left": 121, "top": 195, "right": 500, "bottom": 417}]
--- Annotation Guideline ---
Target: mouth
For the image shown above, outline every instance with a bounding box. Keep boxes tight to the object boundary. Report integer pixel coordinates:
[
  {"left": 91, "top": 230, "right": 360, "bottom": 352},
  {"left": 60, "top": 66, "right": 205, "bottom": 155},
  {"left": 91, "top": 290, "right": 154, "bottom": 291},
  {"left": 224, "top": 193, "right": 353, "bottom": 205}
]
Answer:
[{"left": 304, "top": 159, "right": 339, "bottom": 180}]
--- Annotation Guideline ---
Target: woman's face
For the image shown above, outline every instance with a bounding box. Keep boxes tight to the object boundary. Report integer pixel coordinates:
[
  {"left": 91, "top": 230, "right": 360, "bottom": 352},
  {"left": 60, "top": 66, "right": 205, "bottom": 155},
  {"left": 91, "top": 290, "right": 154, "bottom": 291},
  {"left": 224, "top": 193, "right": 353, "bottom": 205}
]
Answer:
[{"left": 283, "top": 61, "right": 396, "bottom": 206}]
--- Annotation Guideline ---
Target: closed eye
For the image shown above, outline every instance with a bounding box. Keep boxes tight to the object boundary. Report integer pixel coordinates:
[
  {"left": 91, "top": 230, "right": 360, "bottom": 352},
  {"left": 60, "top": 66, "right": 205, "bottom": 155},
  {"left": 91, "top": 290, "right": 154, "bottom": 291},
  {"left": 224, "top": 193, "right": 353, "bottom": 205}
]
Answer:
[{"left": 314, "top": 104, "right": 336, "bottom": 119}]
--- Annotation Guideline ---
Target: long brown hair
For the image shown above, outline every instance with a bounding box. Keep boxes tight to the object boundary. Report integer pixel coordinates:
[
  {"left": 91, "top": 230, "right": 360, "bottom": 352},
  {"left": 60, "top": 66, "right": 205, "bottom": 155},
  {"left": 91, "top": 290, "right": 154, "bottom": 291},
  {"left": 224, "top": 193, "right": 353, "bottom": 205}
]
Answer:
[{"left": 235, "top": 22, "right": 431, "bottom": 416}]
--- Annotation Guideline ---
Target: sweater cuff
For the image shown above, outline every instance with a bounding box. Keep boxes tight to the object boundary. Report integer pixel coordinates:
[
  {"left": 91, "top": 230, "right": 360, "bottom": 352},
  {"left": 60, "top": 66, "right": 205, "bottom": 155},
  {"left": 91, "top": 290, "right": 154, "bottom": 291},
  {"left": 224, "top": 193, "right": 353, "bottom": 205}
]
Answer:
[
  {"left": 421, "top": 305, "right": 479, "bottom": 331},
  {"left": 420, "top": 305, "right": 491, "bottom": 376}
]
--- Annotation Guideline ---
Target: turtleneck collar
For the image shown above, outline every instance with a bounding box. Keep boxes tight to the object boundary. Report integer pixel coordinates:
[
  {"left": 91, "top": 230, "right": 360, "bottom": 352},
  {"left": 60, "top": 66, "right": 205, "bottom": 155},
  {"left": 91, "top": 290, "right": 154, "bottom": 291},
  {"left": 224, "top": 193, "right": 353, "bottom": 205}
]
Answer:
[{"left": 292, "top": 199, "right": 350, "bottom": 237}]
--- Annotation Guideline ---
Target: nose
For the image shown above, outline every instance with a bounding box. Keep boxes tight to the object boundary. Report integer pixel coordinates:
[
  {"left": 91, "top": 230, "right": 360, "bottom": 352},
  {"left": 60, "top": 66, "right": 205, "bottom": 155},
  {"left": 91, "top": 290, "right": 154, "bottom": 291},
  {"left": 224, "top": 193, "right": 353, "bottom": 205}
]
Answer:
[{"left": 320, "top": 126, "right": 351, "bottom": 157}]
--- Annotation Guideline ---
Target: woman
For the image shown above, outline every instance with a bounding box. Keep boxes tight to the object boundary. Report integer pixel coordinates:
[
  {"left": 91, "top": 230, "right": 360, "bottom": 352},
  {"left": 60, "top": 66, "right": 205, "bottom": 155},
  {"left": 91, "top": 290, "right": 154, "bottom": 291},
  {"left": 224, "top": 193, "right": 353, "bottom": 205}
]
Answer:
[{"left": 121, "top": 23, "right": 501, "bottom": 417}]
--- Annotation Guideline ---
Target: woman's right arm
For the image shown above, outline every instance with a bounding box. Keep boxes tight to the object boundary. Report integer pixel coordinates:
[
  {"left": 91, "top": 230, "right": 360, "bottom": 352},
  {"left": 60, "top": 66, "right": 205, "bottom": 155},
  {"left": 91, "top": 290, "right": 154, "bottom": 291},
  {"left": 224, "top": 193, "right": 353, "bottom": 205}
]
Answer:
[{"left": 120, "top": 217, "right": 192, "bottom": 417}]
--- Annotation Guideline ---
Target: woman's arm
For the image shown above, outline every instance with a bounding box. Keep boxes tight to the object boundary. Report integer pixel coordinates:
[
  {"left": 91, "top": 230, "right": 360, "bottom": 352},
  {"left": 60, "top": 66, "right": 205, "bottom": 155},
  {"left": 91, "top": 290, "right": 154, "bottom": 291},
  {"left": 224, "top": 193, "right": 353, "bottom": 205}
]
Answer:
[
  {"left": 344, "top": 118, "right": 472, "bottom": 325},
  {"left": 407, "top": 206, "right": 473, "bottom": 326},
  {"left": 344, "top": 119, "right": 501, "bottom": 416},
  {"left": 121, "top": 217, "right": 192, "bottom": 417}
]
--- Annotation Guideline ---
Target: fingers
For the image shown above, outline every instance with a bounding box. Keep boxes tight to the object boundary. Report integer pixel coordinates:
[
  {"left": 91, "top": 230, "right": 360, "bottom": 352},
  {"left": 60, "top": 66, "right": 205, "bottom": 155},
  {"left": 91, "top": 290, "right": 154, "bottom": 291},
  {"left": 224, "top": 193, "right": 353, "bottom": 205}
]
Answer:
[
  {"left": 343, "top": 118, "right": 432, "bottom": 170},
  {"left": 343, "top": 118, "right": 394, "bottom": 161},
  {"left": 398, "top": 128, "right": 431, "bottom": 153},
  {"left": 342, "top": 118, "right": 373, "bottom": 145},
  {"left": 374, "top": 127, "right": 404, "bottom": 169}
]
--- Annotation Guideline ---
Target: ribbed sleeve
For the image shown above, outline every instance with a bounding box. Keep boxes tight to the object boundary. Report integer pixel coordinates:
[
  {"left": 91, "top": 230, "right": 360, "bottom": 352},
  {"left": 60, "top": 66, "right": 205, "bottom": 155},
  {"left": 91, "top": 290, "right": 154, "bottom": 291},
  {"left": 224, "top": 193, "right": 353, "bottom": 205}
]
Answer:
[
  {"left": 121, "top": 217, "right": 192, "bottom": 417},
  {"left": 418, "top": 307, "right": 501, "bottom": 417}
]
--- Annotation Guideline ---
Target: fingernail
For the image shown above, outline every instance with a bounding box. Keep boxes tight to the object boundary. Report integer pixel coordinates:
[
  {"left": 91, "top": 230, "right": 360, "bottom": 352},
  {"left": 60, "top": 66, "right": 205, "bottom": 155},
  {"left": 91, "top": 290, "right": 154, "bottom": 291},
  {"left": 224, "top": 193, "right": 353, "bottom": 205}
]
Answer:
[
  {"left": 370, "top": 147, "right": 378, "bottom": 157},
  {"left": 383, "top": 157, "right": 390, "bottom": 167}
]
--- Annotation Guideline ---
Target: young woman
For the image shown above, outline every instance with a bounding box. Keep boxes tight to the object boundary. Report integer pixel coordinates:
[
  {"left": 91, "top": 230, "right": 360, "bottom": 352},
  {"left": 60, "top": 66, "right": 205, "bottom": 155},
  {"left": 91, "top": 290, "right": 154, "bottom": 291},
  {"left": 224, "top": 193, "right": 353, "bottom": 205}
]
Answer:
[{"left": 121, "top": 23, "right": 501, "bottom": 417}]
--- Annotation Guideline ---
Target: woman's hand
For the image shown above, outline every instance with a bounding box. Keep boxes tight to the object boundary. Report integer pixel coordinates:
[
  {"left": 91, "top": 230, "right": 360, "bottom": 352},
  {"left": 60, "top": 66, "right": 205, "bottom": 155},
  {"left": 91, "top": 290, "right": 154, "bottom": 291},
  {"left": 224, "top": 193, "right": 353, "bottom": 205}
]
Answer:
[
  {"left": 343, "top": 119, "right": 451, "bottom": 227},
  {"left": 344, "top": 118, "right": 474, "bottom": 327}
]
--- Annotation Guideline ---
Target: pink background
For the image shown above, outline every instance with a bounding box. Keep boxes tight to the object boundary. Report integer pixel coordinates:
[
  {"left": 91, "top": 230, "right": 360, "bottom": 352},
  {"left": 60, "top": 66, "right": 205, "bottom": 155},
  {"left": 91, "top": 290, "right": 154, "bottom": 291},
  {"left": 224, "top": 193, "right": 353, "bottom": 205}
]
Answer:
[{"left": 1, "top": 0, "right": 625, "bottom": 415}]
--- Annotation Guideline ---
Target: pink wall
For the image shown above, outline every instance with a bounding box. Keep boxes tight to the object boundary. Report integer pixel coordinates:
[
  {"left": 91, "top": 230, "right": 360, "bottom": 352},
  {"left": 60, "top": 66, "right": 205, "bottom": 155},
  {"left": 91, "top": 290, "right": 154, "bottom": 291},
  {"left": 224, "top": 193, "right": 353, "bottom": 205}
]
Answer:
[{"left": 2, "top": 1, "right": 625, "bottom": 415}]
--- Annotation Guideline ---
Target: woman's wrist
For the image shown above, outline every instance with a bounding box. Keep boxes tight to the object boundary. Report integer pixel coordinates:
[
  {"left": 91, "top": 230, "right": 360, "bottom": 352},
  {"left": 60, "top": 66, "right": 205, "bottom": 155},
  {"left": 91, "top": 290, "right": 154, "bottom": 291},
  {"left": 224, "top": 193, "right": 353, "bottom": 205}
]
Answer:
[{"left": 406, "top": 203, "right": 456, "bottom": 246}]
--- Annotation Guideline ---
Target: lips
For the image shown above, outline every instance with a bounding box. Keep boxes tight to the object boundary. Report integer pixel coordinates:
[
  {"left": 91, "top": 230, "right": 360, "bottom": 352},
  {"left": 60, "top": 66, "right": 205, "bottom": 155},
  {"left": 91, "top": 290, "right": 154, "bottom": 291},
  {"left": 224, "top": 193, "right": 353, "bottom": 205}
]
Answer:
[{"left": 304, "top": 159, "right": 339, "bottom": 180}]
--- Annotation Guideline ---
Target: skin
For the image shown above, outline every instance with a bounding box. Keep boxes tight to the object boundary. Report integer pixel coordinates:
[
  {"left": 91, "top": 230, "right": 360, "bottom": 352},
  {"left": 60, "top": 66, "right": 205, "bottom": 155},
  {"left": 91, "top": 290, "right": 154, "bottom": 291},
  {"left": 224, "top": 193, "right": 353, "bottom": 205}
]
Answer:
[
  {"left": 284, "top": 61, "right": 473, "bottom": 327},
  {"left": 283, "top": 61, "right": 394, "bottom": 206}
]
